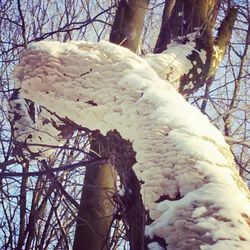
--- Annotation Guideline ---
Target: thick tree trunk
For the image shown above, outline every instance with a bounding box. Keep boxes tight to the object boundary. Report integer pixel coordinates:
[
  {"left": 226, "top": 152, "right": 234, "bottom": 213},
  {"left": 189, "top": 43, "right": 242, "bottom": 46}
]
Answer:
[
  {"left": 12, "top": 1, "right": 239, "bottom": 249},
  {"left": 109, "top": 0, "right": 150, "bottom": 248},
  {"left": 15, "top": 40, "right": 250, "bottom": 250},
  {"left": 73, "top": 2, "right": 149, "bottom": 249},
  {"left": 73, "top": 144, "right": 116, "bottom": 250},
  {"left": 154, "top": 0, "right": 219, "bottom": 53},
  {"left": 154, "top": 0, "right": 237, "bottom": 95},
  {"left": 110, "top": 0, "right": 150, "bottom": 53},
  {"left": 105, "top": 131, "right": 146, "bottom": 249}
]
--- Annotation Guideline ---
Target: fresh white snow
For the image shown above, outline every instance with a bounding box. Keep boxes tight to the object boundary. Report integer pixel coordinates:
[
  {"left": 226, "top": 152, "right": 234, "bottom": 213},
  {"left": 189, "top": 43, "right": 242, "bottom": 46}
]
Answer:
[
  {"left": 9, "top": 92, "right": 69, "bottom": 157},
  {"left": 145, "top": 42, "right": 198, "bottom": 89},
  {"left": 12, "top": 40, "right": 250, "bottom": 249}
]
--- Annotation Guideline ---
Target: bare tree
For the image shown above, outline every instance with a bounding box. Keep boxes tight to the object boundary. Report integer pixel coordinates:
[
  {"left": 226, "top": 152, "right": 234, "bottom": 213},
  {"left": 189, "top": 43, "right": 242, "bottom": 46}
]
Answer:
[{"left": 0, "top": 0, "right": 250, "bottom": 249}]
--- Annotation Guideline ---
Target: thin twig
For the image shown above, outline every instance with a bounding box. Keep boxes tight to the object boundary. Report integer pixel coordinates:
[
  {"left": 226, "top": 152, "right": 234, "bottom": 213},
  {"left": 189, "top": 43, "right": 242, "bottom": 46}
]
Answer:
[
  {"left": 0, "top": 158, "right": 109, "bottom": 177},
  {"left": 17, "top": 0, "right": 28, "bottom": 49}
]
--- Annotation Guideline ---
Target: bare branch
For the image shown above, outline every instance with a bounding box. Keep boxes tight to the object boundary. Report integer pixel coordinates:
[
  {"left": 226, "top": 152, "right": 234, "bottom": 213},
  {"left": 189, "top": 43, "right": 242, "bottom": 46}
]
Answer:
[{"left": 0, "top": 158, "right": 108, "bottom": 178}]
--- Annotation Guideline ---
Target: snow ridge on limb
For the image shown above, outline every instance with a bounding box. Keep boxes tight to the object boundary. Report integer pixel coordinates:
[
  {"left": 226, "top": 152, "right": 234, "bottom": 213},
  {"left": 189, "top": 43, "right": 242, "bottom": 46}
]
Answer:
[
  {"left": 145, "top": 41, "right": 204, "bottom": 92},
  {"left": 153, "top": 0, "right": 237, "bottom": 95},
  {"left": 8, "top": 90, "right": 74, "bottom": 159},
  {"left": 13, "top": 41, "right": 250, "bottom": 249}
]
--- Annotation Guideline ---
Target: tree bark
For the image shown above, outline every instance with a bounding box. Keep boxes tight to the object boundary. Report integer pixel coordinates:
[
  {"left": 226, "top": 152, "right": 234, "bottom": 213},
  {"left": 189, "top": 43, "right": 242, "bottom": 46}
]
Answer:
[
  {"left": 73, "top": 1, "right": 150, "bottom": 249},
  {"left": 154, "top": 0, "right": 237, "bottom": 94},
  {"left": 74, "top": 0, "right": 149, "bottom": 250},
  {"left": 73, "top": 147, "right": 116, "bottom": 250},
  {"left": 109, "top": 0, "right": 150, "bottom": 248},
  {"left": 110, "top": 0, "right": 150, "bottom": 53},
  {"left": 15, "top": 34, "right": 250, "bottom": 250}
]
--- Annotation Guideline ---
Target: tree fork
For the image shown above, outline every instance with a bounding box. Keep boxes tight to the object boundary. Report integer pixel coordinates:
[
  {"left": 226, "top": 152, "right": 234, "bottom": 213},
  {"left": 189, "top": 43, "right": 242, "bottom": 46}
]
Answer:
[
  {"left": 154, "top": 0, "right": 237, "bottom": 95},
  {"left": 154, "top": 0, "right": 219, "bottom": 54}
]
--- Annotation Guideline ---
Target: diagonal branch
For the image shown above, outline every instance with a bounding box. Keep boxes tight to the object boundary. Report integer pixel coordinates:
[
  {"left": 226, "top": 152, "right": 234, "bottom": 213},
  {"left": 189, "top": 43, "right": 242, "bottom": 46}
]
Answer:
[
  {"left": 208, "top": 7, "right": 238, "bottom": 77},
  {"left": 0, "top": 158, "right": 108, "bottom": 178}
]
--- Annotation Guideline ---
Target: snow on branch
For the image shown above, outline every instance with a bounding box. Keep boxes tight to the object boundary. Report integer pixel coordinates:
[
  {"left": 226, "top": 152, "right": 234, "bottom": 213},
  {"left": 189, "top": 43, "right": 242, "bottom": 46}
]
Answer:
[
  {"left": 9, "top": 89, "right": 75, "bottom": 159},
  {"left": 145, "top": 41, "right": 206, "bottom": 93},
  {"left": 13, "top": 41, "right": 250, "bottom": 249}
]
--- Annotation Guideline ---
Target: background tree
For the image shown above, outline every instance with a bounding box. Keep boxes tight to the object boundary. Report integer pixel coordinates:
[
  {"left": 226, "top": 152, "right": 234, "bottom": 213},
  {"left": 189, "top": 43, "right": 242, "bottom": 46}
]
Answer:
[{"left": 0, "top": 0, "right": 249, "bottom": 249}]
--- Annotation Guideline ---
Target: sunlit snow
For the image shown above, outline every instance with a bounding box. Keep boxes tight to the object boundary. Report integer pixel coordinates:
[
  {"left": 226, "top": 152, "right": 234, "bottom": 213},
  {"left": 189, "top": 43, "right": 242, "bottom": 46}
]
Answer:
[{"left": 12, "top": 40, "right": 250, "bottom": 249}]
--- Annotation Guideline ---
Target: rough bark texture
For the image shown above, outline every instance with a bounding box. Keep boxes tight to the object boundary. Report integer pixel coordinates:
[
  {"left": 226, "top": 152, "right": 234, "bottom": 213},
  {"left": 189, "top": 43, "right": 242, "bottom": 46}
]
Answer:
[
  {"left": 73, "top": 134, "right": 116, "bottom": 250},
  {"left": 73, "top": 130, "right": 119, "bottom": 249},
  {"left": 154, "top": 0, "right": 237, "bottom": 95},
  {"left": 154, "top": 0, "right": 219, "bottom": 54},
  {"left": 105, "top": 131, "right": 146, "bottom": 249},
  {"left": 73, "top": 1, "right": 237, "bottom": 249},
  {"left": 73, "top": 1, "right": 149, "bottom": 247},
  {"left": 109, "top": 1, "right": 150, "bottom": 248},
  {"left": 110, "top": 0, "right": 149, "bottom": 53}
]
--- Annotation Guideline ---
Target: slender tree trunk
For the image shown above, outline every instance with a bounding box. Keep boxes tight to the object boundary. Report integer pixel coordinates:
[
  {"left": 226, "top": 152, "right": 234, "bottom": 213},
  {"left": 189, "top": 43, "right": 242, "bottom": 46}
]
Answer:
[{"left": 73, "top": 145, "right": 116, "bottom": 250}]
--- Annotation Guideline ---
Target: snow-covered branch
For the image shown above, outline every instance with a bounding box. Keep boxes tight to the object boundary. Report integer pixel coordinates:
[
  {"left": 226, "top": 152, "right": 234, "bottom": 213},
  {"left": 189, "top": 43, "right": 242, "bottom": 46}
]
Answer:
[
  {"left": 13, "top": 41, "right": 250, "bottom": 249},
  {"left": 9, "top": 89, "right": 75, "bottom": 158},
  {"left": 145, "top": 41, "right": 206, "bottom": 93}
]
